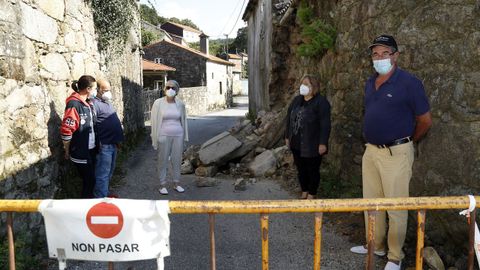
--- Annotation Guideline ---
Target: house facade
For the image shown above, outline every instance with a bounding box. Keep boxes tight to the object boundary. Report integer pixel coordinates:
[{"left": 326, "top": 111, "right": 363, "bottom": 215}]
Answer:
[{"left": 143, "top": 36, "right": 235, "bottom": 114}]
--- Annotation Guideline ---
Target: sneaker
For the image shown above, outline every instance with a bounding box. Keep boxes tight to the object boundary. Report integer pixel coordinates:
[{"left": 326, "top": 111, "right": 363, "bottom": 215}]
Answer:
[
  {"left": 384, "top": 261, "right": 401, "bottom": 270},
  {"left": 174, "top": 185, "right": 185, "bottom": 193},
  {"left": 350, "top": 245, "right": 386, "bottom": 256},
  {"left": 158, "top": 187, "right": 168, "bottom": 195}
]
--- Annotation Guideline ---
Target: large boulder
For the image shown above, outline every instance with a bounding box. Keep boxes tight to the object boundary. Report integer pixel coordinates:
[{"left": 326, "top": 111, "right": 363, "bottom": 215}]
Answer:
[
  {"left": 424, "top": 246, "right": 445, "bottom": 270},
  {"left": 248, "top": 150, "right": 277, "bottom": 177},
  {"left": 198, "top": 131, "right": 242, "bottom": 165}
]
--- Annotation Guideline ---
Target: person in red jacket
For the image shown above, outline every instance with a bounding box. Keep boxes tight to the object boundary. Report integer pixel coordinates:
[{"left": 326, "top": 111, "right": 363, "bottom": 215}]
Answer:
[{"left": 60, "top": 75, "right": 97, "bottom": 198}]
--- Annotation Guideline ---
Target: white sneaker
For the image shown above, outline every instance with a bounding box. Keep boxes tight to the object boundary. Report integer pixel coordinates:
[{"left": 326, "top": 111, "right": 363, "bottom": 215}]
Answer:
[
  {"left": 384, "top": 261, "right": 401, "bottom": 270},
  {"left": 158, "top": 187, "right": 168, "bottom": 195},
  {"left": 350, "top": 245, "right": 386, "bottom": 256},
  {"left": 174, "top": 185, "right": 185, "bottom": 193}
]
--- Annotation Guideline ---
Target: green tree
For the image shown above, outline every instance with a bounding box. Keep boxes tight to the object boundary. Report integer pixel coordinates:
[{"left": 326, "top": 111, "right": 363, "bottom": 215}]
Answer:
[
  {"left": 230, "top": 26, "right": 248, "bottom": 53},
  {"left": 140, "top": 4, "right": 166, "bottom": 26},
  {"left": 141, "top": 29, "right": 159, "bottom": 46}
]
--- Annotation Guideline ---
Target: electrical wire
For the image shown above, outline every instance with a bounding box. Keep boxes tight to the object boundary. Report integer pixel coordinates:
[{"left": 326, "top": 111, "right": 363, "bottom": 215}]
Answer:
[
  {"left": 215, "top": 0, "right": 243, "bottom": 37},
  {"left": 226, "top": 0, "right": 247, "bottom": 36}
]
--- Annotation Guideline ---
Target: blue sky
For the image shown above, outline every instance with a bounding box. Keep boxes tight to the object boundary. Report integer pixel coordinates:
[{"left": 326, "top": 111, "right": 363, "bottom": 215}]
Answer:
[{"left": 139, "top": 0, "right": 248, "bottom": 39}]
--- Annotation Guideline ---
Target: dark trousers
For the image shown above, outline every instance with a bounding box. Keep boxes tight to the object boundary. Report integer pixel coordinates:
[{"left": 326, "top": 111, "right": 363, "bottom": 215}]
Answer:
[
  {"left": 74, "top": 149, "right": 96, "bottom": 198},
  {"left": 292, "top": 150, "right": 322, "bottom": 195}
]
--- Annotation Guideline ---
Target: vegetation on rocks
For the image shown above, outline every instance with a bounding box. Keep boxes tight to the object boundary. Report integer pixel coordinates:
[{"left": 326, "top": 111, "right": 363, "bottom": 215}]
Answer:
[{"left": 296, "top": 0, "right": 336, "bottom": 57}]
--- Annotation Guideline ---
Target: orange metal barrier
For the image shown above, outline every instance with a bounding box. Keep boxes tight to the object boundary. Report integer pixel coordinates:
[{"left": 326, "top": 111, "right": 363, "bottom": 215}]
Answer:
[{"left": 1, "top": 196, "right": 479, "bottom": 270}]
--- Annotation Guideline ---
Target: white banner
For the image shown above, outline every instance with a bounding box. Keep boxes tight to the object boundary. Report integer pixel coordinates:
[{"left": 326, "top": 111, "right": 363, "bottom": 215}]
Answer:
[{"left": 39, "top": 199, "right": 170, "bottom": 265}]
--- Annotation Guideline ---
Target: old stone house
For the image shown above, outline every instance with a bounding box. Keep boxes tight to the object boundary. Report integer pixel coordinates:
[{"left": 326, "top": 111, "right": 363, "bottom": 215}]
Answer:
[
  {"left": 160, "top": 21, "right": 202, "bottom": 44},
  {"left": 143, "top": 35, "right": 235, "bottom": 113}
]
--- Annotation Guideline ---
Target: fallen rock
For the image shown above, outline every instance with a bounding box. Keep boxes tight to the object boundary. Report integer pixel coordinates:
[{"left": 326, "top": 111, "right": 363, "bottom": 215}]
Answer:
[
  {"left": 424, "top": 246, "right": 445, "bottom": 270},
  {"left": 180, "top": 160, "right": 194, "bottom": 174},
  {"left": 199, "top": 131, "right": 242, "bottom": 165},
  {"left": 195, "top": 166, "right": 218, "bottom": 177},
  {"left": 248, "top": 150, "right": 277, "bottom": 177},
  {"left": 255, "top": 147, "right": 266, "bottom": 154},
  {"left": 234, "top": 178, "right": 247, "bottom": 191},
  {"left": 228, "top": 137, "right": 257, "bottom": 161},
  {"left": 195, "top": 177, "right": 218, "bottom": 187}
]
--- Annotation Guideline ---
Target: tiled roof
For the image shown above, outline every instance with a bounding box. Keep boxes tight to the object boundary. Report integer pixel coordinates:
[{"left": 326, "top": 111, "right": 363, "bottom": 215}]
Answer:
[
  {"left": 228, "top": 53, "right": 242, "bottom": 60},
  {"left": 142, "top": 59, "right": 176, "bottom": 71},
  {"left": 165, "top": 21, "right": 203, "bottom": 34},
  {"left": 146, "top": 39, "right": 235, "bottom": 66}
]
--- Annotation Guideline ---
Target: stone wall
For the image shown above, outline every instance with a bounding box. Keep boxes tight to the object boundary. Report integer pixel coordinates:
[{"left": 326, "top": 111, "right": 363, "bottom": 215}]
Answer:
[
  {"left": 0, "top": 0, "right": 142, "bottom": 242},
  {"left": 176, "top": 86, "right": 209, "bottom": 116},
  {"left": 255, "top": 0, "right": 480, "bottom": 263},
  {"left": 143, "top": 41, "right": 206, "bottom": 87}
]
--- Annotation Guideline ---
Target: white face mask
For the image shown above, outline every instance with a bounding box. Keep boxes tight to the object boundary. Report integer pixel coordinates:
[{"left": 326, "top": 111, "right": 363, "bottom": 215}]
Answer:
[
  {"left": 165, "top": 89, "right": 176, "bottom": 97},
  {"left": 101, "top": 91, "right": 113, "bottom": 102},
  {"left": 90, "top": 88, "right": 97, "bottom": 98},
  {"left": 299, "top": 84, "right": 310, "bottom": 96},
  {"left": 373, "top": 58, "right": 393, "bottom": 75}
]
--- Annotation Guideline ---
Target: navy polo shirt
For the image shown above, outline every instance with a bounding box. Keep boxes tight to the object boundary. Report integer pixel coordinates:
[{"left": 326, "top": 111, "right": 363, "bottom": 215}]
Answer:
[
  {"left": 92, "top": 98, "right": 124, "bottom": 145},
  {"left": 363, "top": 67, "right": 430, "bottom": 145}
]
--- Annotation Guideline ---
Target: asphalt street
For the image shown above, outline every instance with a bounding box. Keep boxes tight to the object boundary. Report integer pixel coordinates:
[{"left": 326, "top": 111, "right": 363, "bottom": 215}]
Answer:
[{"left": 47, "top": 96, "right": 378, "bottom": 270}]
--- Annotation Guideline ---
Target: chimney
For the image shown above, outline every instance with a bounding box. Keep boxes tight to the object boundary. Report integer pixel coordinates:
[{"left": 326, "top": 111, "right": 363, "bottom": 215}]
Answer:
[{"left": 200, "top": 33, "right": 209, "bottom": 55}]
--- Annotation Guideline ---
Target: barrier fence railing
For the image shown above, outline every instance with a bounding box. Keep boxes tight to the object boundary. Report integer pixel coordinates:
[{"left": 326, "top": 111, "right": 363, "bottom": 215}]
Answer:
[{"left": 1, "top": 196, "right": 478, "bottom": 270}]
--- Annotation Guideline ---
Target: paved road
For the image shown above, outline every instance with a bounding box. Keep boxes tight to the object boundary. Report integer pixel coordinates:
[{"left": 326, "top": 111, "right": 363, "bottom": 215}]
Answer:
[{"left": 48, "top": 96, "right": 381, "bottom": 269}]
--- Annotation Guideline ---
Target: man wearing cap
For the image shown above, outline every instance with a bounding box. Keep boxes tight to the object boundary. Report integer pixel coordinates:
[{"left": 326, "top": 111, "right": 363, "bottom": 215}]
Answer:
[{"left": 350, "top": 35, "right": 432, "bottom": 270}]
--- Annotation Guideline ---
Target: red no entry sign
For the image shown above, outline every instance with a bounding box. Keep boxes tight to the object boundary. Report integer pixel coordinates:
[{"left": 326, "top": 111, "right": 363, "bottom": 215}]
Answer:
[{"left": 86, "top": 202, "right": 124, "bottom": 239}]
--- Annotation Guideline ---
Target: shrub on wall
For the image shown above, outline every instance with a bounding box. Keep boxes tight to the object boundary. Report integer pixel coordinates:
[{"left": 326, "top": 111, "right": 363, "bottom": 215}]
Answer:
[
  {"left": 90, "top": 0, "right": 138, "bottom": 57},
  {"left": 296, "top": 0, "right": 336, "bottom": 58}
]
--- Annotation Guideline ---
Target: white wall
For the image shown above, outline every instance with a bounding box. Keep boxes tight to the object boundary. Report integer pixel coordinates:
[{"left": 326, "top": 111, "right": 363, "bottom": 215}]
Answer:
[
  {"left": 183, "top": 30, "right": 200, "bottom": 43},
  {"left": 206, "top": 61, "right": 229, "bottom": 109}
]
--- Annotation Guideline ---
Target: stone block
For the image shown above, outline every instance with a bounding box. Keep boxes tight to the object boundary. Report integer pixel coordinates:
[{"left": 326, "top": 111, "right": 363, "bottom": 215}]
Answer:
[
  {"left": 22, "top": 37, "right": 39, "bottom": 82},
  {"left": 21, "top": 2, "right": 58, "bottom": 44},
  {"left": 195, "top": 165, "right": 218, "bottom": 177},
  {"left": 71, "top": 52, "right": 86, "bottom": 79},
  {"left": 195, "top": 177, "right": 218, "bottom": 187},
  {"left": 234, "top": 178, "right": 247, "bottom": 191},
  {"left": 180, "top": 160, "right": 194, "bottom": 174},
  {"left": 40, "top": 53, "right": 70, "bottom": 80},
  {"left": 199, "top": 131, "right": 242, "bottom": 165},
  {"left": 37, "top": 0, "right": 65, "bottom": 21},
  {"left": 424, "top": 246, "right": 445, "bottom": 270},
  {"left": 248, "top": 150, "right": 277, "bottom": 177}
]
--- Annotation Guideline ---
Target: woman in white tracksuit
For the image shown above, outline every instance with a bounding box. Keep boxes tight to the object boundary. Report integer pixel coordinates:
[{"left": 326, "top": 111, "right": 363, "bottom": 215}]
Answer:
[{"left": 150, "top": 80, "right": 189, "bottom": 195}]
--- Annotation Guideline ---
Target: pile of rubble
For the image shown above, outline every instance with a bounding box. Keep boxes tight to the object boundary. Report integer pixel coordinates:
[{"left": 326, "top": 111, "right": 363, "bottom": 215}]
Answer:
[{"left": 182, "top": 110, "right": 298, "bottom": 190}]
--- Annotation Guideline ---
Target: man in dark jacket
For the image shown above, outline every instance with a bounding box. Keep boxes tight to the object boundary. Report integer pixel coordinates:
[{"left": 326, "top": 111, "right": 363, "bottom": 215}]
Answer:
[{"left": 91, "top": 79, "right": 124, "bottom": 198}]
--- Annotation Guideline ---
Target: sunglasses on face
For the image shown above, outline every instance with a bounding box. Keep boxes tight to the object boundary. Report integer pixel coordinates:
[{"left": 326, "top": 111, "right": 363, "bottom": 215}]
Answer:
[{"left": 165, "top": 86, "right": 176, "bottom": 90}]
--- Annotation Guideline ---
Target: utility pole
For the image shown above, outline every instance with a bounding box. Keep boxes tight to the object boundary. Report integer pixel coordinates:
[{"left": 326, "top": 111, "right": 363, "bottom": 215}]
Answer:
[{"left": 224, "top": 33, "right": 229, "bottom": 55}]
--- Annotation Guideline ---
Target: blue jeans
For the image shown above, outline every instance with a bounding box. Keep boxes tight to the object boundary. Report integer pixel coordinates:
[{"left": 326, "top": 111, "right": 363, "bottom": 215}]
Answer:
[{"left": 94, "top": 144, "right": 117, "bottom": 198}]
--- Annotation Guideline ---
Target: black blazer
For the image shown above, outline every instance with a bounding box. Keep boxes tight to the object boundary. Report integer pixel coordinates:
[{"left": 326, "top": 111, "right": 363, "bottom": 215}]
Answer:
[{"left": 285, "top": 94, "right": 331, "bottom": 157}]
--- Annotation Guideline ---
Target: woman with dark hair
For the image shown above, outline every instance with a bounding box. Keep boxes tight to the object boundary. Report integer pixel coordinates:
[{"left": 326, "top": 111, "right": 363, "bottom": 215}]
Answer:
[
  {"left": 285, "top": 74, "right": 331, "bottom": 199},
  {"left": 60, "top": 75, "right": 97, "bottom": 198},
  {"left": 150, "top": 80, "right": 189, "bottom": 195}
]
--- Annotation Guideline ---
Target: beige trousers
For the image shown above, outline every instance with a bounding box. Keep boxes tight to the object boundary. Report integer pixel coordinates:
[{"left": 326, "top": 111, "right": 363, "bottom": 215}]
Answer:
[{"left": 362, "top": 141, "right": 414, "bottom": 261}]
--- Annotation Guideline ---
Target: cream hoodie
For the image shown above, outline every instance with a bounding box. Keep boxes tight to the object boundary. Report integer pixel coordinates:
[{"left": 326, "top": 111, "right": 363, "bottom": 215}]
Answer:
[{"left": 150, "top": 97, "right": 189, "bottom": 150}]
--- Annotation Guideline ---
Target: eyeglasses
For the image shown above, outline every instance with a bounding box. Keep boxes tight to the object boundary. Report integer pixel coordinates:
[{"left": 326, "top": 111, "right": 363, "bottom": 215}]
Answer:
[
  {"left": 165, "top": 86, "right": 176, "bottom": 90},
  {"left": 371, "top": 51, "right": 395, "bottom": 59}
]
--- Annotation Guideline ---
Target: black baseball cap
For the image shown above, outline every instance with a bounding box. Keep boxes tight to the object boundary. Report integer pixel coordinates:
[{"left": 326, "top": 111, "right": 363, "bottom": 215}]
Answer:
[{"left": 369, "top": 34, "right": 398, "bottom": 52}]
